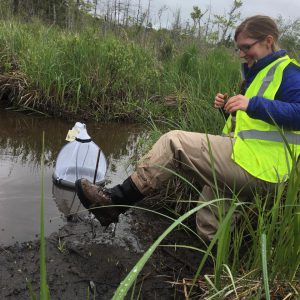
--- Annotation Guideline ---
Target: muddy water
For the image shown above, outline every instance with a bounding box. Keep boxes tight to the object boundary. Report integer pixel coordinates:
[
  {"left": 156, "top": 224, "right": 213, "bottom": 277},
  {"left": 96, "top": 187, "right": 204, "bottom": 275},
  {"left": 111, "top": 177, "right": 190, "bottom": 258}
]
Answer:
[{"left": 0, "top": 109, "right": 146, "bottom": 246}]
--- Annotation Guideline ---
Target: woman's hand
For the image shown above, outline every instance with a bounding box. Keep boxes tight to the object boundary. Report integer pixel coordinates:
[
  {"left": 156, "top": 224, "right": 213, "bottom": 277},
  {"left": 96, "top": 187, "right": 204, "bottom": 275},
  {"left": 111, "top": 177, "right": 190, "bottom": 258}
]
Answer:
[
  {"left": 224, "top": 94, "right": 249, "bottom": 113},
  {"left": 214, "top": 93, "right": 228, "bottom": 108}
]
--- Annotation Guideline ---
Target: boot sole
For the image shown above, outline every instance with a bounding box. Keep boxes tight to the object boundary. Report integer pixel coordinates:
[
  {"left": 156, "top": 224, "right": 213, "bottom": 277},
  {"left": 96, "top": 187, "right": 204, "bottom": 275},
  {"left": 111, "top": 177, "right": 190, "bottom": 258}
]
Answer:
[
  {"left": 75, "top": 179, "right": 118, "bottom": 226},
  {"left": 75, "top": 179, "right": 92, "bottom": 210}
]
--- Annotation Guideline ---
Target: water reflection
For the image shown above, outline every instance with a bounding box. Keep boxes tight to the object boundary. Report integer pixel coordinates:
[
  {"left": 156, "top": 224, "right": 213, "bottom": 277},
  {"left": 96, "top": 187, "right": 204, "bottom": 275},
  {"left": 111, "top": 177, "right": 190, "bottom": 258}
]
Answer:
[
  {"left": 0, "top": 109, "right": 146, "bottom": 245},
  {"left": 52, "top": 184, "right": 87, "bottom": 222}
]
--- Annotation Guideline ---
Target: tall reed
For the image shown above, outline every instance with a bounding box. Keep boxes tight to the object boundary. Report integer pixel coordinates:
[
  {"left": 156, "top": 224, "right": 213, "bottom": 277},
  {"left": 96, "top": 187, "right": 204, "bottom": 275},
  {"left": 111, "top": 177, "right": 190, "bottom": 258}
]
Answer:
[
  {"left": 0, "top": 20, "right": 240, "bottom": 124},
  {"left": 114, "top": 123, "right": 299, "bottom": 298},
  {"left": 160, "top": 45, "right": 240, "bottom": 134},
  {"left": 39, "top": 132, "right": 50, "bottom": 299},
  {"left": 0, "top": 20, "right": 160, "bottom": 117},
  {"left": 27, "top": 132, "right": 50, "bottom": 299}
]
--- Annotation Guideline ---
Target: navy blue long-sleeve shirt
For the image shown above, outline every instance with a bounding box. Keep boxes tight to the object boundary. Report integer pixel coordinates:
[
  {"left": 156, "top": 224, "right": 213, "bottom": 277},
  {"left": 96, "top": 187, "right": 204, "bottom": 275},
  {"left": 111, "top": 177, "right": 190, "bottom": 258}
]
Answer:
[{"left": 243, "top": 50, "right": 300, "bottom": 130}]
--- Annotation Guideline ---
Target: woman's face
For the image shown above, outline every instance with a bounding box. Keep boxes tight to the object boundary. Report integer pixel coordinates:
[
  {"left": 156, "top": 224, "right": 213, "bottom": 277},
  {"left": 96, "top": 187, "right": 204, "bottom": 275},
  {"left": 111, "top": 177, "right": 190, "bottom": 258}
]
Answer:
[{"left": 235, "top": 33, "right": 274, "bottom": 67}]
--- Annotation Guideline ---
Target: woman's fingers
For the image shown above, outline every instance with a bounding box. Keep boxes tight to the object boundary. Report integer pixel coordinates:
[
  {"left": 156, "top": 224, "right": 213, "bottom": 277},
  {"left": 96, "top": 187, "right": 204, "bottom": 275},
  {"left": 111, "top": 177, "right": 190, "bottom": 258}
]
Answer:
[
  {"left": 214, "top": 93, "right": 227, "bottom": 108},
  {"left": 224, "top": 95, "right": 249, "bottom": 112}
]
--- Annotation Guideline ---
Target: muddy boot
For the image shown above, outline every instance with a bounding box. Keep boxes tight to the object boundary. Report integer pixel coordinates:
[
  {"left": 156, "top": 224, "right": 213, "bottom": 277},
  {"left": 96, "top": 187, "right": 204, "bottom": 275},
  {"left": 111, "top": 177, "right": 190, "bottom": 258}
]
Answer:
[{"left": 75, "top": 177, "right": 144, "bottom": 226}]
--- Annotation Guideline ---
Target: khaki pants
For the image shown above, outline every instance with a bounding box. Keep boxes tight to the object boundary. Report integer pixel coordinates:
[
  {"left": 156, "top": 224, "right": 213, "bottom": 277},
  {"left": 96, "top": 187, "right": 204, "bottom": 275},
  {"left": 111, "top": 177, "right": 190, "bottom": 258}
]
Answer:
[{"left": 131, "top": 130, "right": 273, "bottom": 241}]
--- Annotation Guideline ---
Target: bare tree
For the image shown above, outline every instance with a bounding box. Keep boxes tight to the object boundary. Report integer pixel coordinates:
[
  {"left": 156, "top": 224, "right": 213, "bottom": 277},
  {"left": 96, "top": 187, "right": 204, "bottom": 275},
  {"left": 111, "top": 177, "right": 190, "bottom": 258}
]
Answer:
[
  {"left": 145, "top": 0, "right": 151, "bottom": 27},
  {"left": 113, "top": 0, "right": 117, "bottom": 24},
  {"left": 204, "top": 5, "right": 212, "bottom": 40},
  {"left": 93, "top": 0, "right": 97, "bottom": 17},
  {"left": 158, "top": 5, "right": 167, "bottom": 29},
  {"left": 172, "top": 8, "right": 182, "bottom": 36},
  {"left": 136, "top": 0, "right": 141, "bottom": 26},
  {"left": 214, "top": 0, "right": 243, "bottom": 44},
  {"left": 105, "top": 0, "right": 111, "bottom": 23},
  {"left": 122, "top": 0, "right": 131, "bottom": 27},
  {"left": 190, "top": 5, "right": 208, "bottom": 38}
]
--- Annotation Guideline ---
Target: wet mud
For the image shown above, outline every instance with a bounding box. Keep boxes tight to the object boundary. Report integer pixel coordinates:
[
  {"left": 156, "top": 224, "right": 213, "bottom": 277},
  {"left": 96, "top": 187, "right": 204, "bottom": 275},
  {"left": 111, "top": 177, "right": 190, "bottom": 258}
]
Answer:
[{"left": 0, "top": 207, "right": 205, "bottom": 299}]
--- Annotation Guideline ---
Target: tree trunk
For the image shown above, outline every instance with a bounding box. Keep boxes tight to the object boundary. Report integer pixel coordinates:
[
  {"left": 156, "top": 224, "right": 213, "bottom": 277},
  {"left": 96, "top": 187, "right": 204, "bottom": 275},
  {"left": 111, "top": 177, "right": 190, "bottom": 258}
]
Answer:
[{"left": 94, "top": 0, "right": 97, "bottom": 17}]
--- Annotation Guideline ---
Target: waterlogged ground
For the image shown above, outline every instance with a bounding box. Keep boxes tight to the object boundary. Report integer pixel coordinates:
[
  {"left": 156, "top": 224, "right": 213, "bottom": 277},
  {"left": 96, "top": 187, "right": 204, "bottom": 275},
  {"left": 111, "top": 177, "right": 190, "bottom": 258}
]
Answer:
[
  {"left": 1, "top": 210, "right": 205, "bottom": 299},
  {"left": 0, "top": 109, "right": 205, "bottom": 299}
]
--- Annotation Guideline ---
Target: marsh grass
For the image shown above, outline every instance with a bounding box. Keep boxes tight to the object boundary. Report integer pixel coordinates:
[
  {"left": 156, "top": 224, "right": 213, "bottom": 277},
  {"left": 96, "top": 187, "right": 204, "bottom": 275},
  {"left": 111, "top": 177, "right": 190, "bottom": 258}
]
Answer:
[
  {"left": 0, "top": 20, "right": 159, "bottom": 117},
  {"left": 113, "top": 146, "right": 299, "bottom": 299},
  {"left": 0, "top": 20, "right": 240, "bottom": 124},
  {"left": 39, "top": 132, "right": 50, "bottom": 299},
  {"left": 27, "top": 116, "right": 299, "bottom": 299},
  {"left": 5, "top": 16, "right": 297, "bottom": 300},
  {"left": 27, "top": 132, "right": 50, "bottom": 299},
  {"left": 158, "top": 45, "right": 240, "bottom": 134},
  {"left": 113, "top": 198, "right": 230, "bottom": 299}
]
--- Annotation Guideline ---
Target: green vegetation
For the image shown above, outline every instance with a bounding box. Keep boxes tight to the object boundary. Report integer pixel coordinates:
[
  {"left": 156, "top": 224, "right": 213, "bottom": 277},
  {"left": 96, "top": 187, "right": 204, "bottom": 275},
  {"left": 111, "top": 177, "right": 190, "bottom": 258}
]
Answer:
[
  {"left": 1, "top": 1, "right": 299, "bottom": 299},
  {"left": 0, "top": 0, "right": 251, "bottom": 125},
  {"left": 39, "top": 132, "right": 50, "bottom": 299},
  {"left": 0, "top": 1, "right": 299, "bottom": 125},
  {"left": 0, "top": 19, "right": 241, "bottom": 125},
  {"left": 27, "top": 132, "right": 50, "bottom": 299},
  {"left": 114, "top": 160, "right": 299, "bottom": 299}
]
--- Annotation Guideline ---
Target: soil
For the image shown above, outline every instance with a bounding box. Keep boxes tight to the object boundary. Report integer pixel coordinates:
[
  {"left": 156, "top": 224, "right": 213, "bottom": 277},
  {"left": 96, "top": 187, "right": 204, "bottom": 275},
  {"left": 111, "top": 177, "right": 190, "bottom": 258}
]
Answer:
[{"left": 0, "top": 207, "right": 208, "bottom": 299}]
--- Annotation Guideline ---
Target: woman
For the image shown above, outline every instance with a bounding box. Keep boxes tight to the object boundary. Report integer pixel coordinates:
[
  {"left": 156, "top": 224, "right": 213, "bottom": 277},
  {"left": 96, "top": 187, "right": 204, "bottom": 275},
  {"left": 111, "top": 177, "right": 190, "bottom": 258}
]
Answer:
[{"left": 76, "top": 15, "right": 300, "bottom": 241}]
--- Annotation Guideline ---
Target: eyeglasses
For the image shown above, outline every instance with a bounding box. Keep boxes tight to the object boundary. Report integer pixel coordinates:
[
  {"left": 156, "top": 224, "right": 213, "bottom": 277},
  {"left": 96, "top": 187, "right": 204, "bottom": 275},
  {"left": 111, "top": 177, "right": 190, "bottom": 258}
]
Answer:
[{"left": 235, "top": 40, "right": 261, "bottom": 53}]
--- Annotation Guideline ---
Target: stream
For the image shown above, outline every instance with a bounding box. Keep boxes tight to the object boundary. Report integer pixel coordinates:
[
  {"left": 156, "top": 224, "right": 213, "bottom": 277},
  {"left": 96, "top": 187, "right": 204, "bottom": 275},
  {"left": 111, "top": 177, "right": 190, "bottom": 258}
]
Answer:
[{"left": 0, "top": 109, "right": 146, "bottom": 246}]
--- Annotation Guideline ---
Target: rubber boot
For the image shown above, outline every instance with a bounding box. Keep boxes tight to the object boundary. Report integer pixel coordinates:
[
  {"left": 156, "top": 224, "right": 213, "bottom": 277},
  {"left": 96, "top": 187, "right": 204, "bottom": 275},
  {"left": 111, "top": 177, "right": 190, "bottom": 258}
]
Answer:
[{"left": 76, "top": 176, "right": 144, "bottom": 226}]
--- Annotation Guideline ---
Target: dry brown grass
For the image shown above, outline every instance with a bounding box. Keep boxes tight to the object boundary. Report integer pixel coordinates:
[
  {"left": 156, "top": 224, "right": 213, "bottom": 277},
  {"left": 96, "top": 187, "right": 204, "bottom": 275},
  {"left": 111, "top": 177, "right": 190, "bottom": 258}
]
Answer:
[{"left": 0, "top": 71, "right": 39, "bottom": 107}]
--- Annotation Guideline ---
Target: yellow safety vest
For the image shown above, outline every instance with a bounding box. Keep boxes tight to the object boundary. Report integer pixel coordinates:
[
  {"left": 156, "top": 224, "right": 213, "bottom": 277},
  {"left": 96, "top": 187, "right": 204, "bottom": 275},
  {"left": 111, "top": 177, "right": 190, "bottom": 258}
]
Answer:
[{"left": 222, "top": 55, "right": 300, "bottom": 183}]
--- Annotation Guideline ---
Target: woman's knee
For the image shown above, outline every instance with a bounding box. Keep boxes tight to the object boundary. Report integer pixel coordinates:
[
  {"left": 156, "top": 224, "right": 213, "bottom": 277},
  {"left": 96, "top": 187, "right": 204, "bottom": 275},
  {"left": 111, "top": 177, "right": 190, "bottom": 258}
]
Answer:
[
  {"left": 159, "top": 130, "right": 186, "bottom": 146},
  {"left": 161, "top": 130, "right": 183, "bottom": 140}
]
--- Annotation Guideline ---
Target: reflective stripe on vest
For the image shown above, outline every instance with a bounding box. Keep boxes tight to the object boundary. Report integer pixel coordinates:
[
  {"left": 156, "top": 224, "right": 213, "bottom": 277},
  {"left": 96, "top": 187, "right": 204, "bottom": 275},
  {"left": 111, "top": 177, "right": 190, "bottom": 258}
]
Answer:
[
  {"left": 256, "top": 59, "right": 285, "bottom": 97},
  {"left": 222, "top": 57, "right": 289, "bottom": 135},
  {"left": 222, "top": 55, "right": 300, "bottom": 183},
  {"left": 238, "top": 130, "right": 300, "bottom": 145}
]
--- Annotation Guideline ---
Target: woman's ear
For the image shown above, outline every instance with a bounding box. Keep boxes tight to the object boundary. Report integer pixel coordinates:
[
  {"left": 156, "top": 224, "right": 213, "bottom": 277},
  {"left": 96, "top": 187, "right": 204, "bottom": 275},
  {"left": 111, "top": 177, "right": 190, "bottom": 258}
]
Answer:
[{"left": 265, "top": 35, "right": 274, "bottom": 50}]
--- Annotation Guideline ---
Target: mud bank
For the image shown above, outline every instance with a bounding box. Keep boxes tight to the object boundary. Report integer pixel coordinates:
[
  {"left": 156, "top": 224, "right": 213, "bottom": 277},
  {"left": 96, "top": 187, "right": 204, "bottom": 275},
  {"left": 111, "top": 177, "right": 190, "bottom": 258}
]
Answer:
[{"left": 0, "top": 207, "right": 206, "bottom": 299}]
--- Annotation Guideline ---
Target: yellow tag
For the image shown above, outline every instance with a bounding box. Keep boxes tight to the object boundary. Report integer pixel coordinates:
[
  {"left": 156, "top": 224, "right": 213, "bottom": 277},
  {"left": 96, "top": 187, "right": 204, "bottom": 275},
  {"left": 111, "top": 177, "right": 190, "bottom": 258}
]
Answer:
[{"left": 66, "top": 129, "right": 79, "bottom": 142}]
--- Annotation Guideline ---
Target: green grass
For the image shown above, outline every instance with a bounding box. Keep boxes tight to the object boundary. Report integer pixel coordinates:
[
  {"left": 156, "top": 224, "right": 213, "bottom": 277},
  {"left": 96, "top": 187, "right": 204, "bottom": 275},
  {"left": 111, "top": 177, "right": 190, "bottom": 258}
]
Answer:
[
  {"left": 39, "top": 132, "right": 50, "bottom": 299},
  {"left": 0, "top": 20, "right": 160, "bottom": 117},
  {"left": 113, "top": 198, "right": 232, "bottom": 299},
  {"left": 0, "top": 19, "right": 240, "bottom": 125},
  {"left": 27, "top": 132, "right": 50, "bottom": 299},
  {"left": 112, "top": 141, "right": 299, "bottom": 299},
  {"left": 3, "top": 16, "right": 297, "bottom": 300}
]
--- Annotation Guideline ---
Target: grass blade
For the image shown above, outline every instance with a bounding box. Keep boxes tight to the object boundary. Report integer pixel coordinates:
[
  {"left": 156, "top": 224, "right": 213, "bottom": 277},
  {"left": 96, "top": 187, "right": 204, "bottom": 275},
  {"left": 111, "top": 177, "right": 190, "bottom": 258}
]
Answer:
[
  {"left": 40, "top": 132, "right": 50, "bottom": 299},
  {"left": 261, "top": 233, "right": 270, "bottom": 300},
  {"left": 112, "top": 198, "right": 222, "bottom": 299},
  {"left": 26, "top": 278, "right": 37, "bottom": 300}
]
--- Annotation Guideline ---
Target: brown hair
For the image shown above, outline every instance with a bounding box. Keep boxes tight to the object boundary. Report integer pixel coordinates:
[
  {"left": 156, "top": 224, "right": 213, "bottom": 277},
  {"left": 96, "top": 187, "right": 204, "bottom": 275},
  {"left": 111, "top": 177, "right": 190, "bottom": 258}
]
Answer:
[{"left": 234, "top": 15, "right": 280, "bottom": 51}]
